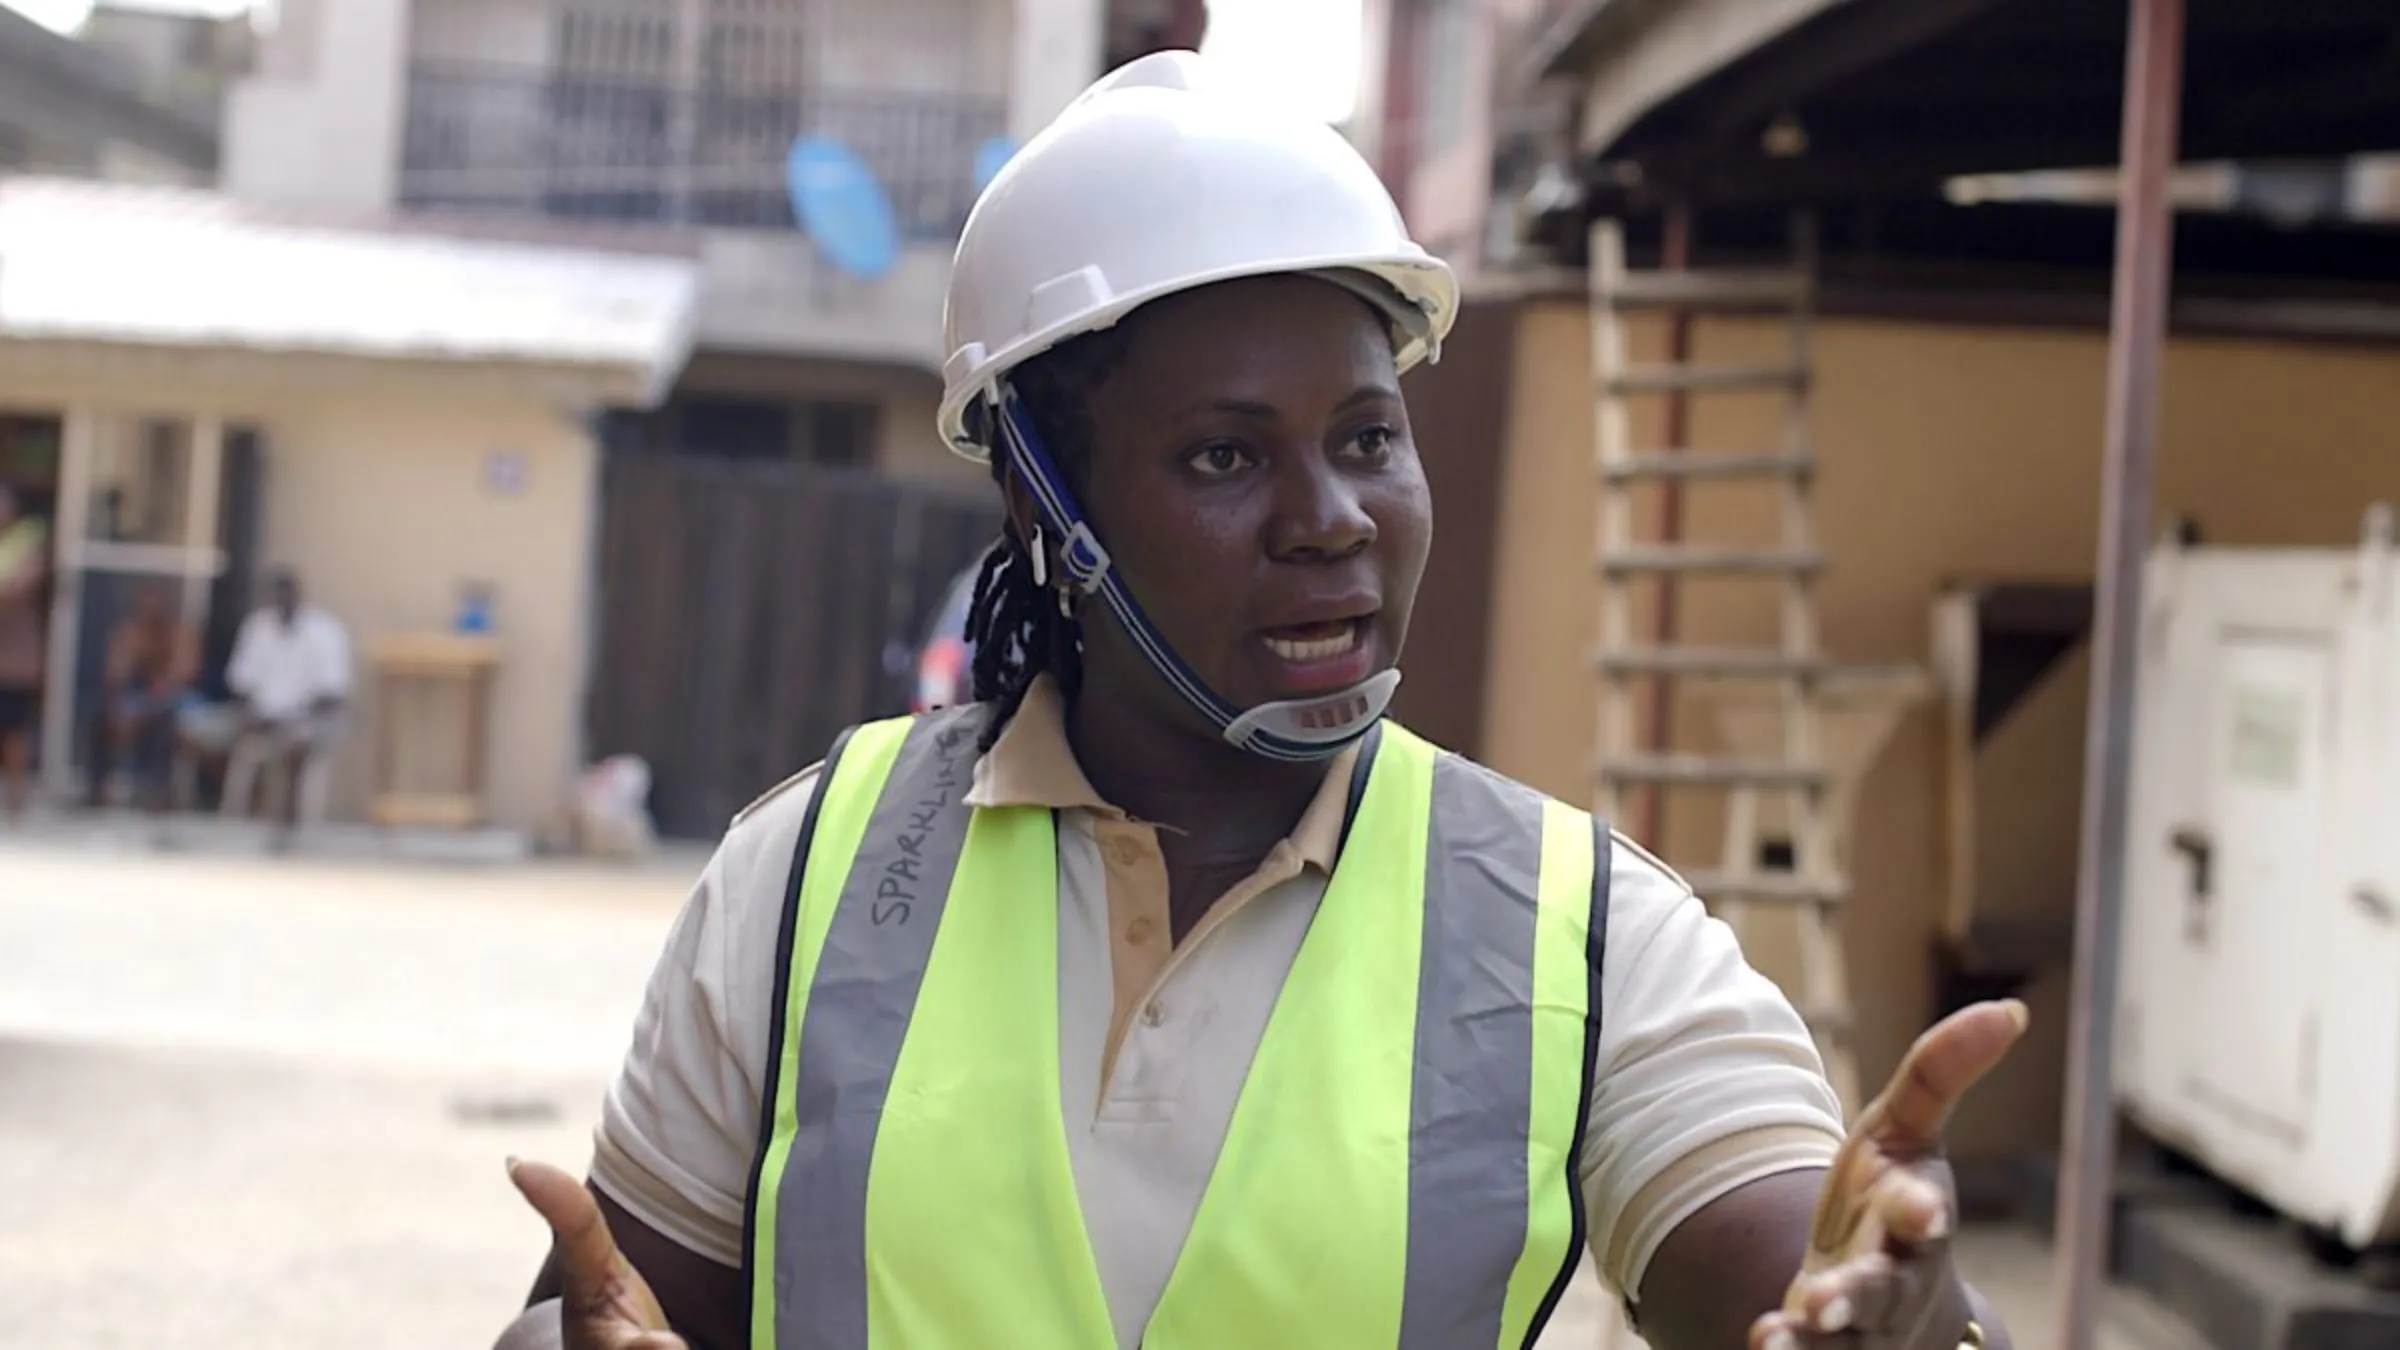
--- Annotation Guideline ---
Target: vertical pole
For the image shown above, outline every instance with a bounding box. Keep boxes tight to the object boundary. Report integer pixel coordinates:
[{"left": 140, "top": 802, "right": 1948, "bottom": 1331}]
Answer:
[
  {"left": 185, "top": 415, "right": 226, "bottom": 625},
  {"left": 2053, "top": 1, "right": 2185, "bottom": 1346},
  {"left": 39, "top": 409, "right": 98, "bottom": 800},
  {"left": 1637, "top": 202, "right": 1694, "bottom": 847},
  {"left": 666, "top": 0, "right": 706, "bottom": 224}
]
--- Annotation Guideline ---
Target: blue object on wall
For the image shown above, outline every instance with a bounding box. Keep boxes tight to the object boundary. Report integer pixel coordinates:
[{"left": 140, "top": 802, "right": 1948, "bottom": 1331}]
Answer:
[
  {"left": 972, "top": 136, "right": 1018, "bottom": 195},
  {"left": 455, "top": 584, "right": 495, "bottom": 635},
  {"left": 786, "top": 135, "right": 899, "bottom": 279}
]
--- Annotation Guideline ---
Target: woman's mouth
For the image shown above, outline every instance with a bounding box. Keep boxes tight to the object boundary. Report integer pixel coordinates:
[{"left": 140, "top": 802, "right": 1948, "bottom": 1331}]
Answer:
[
  {"left": 1257, "top": 617, "right": 1378, "bottom": 689},
  {"left": 1263, "top": 619, "right": 1362, "bottom": 664}
]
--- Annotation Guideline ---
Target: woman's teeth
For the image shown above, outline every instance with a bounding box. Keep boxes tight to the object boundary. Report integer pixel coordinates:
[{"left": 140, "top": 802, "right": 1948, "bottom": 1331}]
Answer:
[{"left": 1265, "top": 624, "right": 1360, "bottom": 663}]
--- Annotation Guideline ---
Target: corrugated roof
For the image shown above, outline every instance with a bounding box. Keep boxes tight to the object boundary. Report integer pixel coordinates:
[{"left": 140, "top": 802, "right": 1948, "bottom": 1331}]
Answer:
[{"left": 0, "top": 176, "right": 700, "bottom": 398}]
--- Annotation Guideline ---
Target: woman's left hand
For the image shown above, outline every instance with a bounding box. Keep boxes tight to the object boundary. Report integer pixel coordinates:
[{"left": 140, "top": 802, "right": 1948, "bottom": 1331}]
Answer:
[{"left": 1750, "top": 999, "right": 2030, "bottom": 1350}]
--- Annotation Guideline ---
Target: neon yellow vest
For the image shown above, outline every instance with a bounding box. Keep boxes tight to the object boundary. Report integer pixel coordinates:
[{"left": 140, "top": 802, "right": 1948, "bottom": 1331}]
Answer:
[{"left": 745, "top": 706, "right": 1611, "bottom": 1349}]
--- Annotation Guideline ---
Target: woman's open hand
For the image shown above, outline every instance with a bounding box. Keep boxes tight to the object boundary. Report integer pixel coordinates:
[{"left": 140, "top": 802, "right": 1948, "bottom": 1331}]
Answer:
[{"left": 1750, "top": 999, "right": 2029, "bottom": 1350}]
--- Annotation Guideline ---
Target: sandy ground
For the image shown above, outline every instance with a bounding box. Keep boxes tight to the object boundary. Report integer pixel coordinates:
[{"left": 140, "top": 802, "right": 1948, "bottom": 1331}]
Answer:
[{"left": 0, "top": 834, "right": 2197, "bottom": 1348}]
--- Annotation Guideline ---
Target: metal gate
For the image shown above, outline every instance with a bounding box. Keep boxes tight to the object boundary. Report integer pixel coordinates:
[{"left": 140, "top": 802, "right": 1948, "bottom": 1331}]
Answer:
[{"left": 585, "top": 451, "right": 1000, "bottom": 838}]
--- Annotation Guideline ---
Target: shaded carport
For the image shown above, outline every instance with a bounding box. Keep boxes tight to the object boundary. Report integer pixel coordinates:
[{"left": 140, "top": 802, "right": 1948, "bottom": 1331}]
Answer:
[{"left": 1516, "top": 2, "right": 2400, "bottom": 1346}]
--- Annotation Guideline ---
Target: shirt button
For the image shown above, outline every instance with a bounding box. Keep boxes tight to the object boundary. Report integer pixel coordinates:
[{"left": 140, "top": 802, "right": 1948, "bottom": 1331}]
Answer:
[
  {"left": 1141, "top": 1000, "right": 1166, "bottom": 1028},
  {"left": 1125, "top": 917, "right": 1156, "bottom": 945},
  {"left": 1108, "top": 837, "right": 1144, "bottom": 868}
]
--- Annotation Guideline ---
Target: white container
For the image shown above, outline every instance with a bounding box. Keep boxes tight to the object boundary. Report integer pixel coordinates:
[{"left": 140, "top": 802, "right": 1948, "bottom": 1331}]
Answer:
[{"left": 2115, "top": 504, "right": 2400, "bottom": 1249}]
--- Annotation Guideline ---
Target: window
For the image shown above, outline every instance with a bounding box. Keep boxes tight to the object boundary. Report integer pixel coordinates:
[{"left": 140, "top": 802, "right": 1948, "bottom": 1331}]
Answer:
[{"left": 600, "top": 396, "right": 879, "bottom": 467}]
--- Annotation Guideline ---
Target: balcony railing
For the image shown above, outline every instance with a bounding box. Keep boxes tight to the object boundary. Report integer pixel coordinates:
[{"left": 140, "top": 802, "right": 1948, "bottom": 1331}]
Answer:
[{"left": 399, "top": 60, "right": 1005, "bottom": 240}]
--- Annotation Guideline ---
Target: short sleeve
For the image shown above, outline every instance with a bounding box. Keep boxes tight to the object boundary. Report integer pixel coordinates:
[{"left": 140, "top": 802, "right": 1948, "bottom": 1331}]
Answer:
[
  {"left": 224, "top": 613, "right": 263, "bottom": 695},
  {"left": 1577, "top": 836, "right": 1847, "bottom": 1300},
  {"left": 589, "top": 766, "right": 823, "bottom": 1267}
]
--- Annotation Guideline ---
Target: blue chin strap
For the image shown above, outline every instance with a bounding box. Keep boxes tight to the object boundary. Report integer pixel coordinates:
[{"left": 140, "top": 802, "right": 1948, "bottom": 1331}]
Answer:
[{"left": 990, "top": 382, "right": 1398, "bottom": 764}]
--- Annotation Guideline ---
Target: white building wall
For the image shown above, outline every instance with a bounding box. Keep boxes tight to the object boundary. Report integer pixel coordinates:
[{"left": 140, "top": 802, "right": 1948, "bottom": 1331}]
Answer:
[
  {"left": 220, "top": 0, "right": 1106, "bottom": 361},
  {"left": 223, "top": 0, "right": 411, "bottom": 213},
  {"left": 1007, "top": 0, "right": 1104, "bottom": 141}
]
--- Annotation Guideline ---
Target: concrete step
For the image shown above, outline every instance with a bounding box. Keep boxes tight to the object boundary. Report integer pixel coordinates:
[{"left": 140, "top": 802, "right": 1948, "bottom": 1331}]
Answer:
[
  {"left": 2000, "top": 1150, "right": 2400, "bottom": 1350},
  {"left": 2118, "top": 1201, "right": 2400, "bottom": 1350}
]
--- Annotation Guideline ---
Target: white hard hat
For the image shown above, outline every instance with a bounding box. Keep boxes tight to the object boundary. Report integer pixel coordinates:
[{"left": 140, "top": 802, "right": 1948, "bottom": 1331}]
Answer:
[{"left": 937, "top": 50, "right": 1460, "bottom": 459}]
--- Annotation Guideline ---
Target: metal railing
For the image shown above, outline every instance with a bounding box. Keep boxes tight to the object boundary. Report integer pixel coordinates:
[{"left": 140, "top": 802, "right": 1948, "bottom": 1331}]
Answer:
[{"left": 399, "top": 60, "right": 1005, "bottom": 240}]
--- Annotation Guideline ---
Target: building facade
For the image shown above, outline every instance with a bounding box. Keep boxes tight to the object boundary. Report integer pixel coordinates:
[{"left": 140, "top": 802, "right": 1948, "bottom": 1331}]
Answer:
[
  {"left": 224, "top": 0, "right": 1109, "bottom": 485},
  {"left": 2, "top": 0, "right": 1138, "bottom": 836},
  {"left": 0, "top": 1, "right": 218, "bottom": 182}
]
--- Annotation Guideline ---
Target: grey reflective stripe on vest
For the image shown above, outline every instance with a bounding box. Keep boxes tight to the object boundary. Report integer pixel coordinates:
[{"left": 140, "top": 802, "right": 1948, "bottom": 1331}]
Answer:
[
  {"left": 1401, "top": 753, "right": 1608, "bottom": 1350},
  {"left": 774, "top": 708, "right": 983, "bottom": 1350}
]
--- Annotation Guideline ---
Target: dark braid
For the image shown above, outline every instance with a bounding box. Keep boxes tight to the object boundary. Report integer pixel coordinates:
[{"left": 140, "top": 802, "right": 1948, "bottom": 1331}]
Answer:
[{"left": 965, "top": 324, "right": 1132, "bottom": 750}]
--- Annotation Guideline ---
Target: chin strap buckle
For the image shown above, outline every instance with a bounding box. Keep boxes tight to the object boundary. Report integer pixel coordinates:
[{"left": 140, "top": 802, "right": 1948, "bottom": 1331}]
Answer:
[{"left": 1057, "top": 522, "right": 1110, "bottom": 595}]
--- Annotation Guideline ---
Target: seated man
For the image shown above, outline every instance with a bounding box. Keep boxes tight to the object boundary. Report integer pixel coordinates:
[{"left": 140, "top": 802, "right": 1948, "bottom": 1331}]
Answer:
[
  {"left": 220, "top": 569, "right": 351, "bottom": 833},
  {"left": 86, "top": 582, "right": 201, "bottom": 813}
]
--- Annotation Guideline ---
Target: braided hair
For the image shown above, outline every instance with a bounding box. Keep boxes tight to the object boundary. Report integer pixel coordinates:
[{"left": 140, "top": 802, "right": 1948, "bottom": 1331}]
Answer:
[{"left": 965, "top": 325, "right": 1133, "bottom": 750}]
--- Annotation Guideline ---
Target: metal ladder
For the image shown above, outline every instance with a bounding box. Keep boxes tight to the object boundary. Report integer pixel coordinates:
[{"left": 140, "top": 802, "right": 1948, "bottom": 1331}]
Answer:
[{"left": 1586, "top": 214, "right": 1861, "bottom": 1114}]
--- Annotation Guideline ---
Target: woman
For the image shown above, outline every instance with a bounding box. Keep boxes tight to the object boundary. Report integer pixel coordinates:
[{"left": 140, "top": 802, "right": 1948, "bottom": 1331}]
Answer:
[
  {"left": 0, "top": 482, "right": 49, "bottom": 820},
  {"left": 501, "top": 53, "right": 2026, "bottom": 1350}
]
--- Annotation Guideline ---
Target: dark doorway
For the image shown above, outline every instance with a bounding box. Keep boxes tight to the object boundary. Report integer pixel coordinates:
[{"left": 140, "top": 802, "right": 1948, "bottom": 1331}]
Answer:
[{"left": 585, "top": 450, "right": 1001, "bottom": 838}]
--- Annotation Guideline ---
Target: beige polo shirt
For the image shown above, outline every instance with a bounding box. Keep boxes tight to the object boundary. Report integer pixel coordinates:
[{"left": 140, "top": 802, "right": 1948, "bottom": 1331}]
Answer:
[{"left": 592, "top": 678, "right": 1844, "bottom": 1346}]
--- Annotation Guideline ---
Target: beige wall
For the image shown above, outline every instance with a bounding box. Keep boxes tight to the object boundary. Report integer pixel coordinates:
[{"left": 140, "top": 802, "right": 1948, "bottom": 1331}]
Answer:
[
  {"left": 1484, "top": 302, "right": 2400, "bottom": 1157},
  {"left": 0, "top": 350, "right": 601, "bottom": 833},
  {"left": 1008, "top": 0, "right": 1104, "bottom": 138},
  {"left": 258, "top": 385, "right": 598, "bottom": 832}
]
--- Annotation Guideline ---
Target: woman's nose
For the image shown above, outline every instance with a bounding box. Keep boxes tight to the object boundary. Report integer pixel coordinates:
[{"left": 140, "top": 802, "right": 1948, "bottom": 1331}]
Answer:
[{"left": 1266, "top": 454, "right": 1376, "bottom": 561}]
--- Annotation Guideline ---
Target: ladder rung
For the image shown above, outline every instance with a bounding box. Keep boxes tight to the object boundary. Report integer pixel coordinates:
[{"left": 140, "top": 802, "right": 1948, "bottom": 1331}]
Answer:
[
  {"left": 1602, "top": 451, "right": 1816, "bottom": 483},
  {"left": 1597, "top": 269, "right": 1812, "bottom": 311},
  {"left": 1598, "top": 647, "right": 1828, "bottom": 679},
  {"left": 1608, "top": 364, "right": 1810, "bottom": 395},
  {"left": 1599, "top": 546, "right": 1825, "bottom": 577},
  {"left": 1596, "top": 754, "right": 1828, "bottom": 789},
  {"left": 1684, "top": 871, "right": 1847, "bottom": 906}
]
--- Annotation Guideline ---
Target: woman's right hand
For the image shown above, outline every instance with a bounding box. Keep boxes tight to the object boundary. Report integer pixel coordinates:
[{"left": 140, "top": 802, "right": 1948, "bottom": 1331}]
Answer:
[{"left": 508, "top": 1158, "right": 689, "bottom": 1350}]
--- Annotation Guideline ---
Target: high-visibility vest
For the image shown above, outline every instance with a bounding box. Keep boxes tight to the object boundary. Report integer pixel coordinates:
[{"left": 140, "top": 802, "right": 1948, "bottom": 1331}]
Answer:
[{"left": 744, "top": 705, "right": 1611, "bottom": 1349}]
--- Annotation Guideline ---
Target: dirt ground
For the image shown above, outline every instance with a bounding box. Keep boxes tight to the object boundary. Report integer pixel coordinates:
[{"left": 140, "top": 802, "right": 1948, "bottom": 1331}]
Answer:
[{"left": 0, "top": 835, "right": 2197, "bottom": 1348}]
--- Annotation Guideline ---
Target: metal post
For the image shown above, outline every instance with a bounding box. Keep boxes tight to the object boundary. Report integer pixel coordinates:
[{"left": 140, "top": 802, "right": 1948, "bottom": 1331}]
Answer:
[{"left": 2053, "top": 1, "right": 2185, "bottom": 1346}]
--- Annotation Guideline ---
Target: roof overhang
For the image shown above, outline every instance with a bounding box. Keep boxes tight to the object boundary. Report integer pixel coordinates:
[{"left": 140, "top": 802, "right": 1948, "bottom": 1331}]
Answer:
[
  {"left": 1532, "top": 0, "right": 2400, "bottom": 208},
  {"left": 0, "top": 177, "right": 700, "bottom": 407},
  {"left": 1520, "top": 0, "right": 1848, "bottom": 157}
]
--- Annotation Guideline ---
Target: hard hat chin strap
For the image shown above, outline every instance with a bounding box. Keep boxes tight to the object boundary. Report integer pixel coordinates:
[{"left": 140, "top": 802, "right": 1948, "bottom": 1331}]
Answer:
[{"left": 991, "top": 385, "right": 1396, "bottom": 763}]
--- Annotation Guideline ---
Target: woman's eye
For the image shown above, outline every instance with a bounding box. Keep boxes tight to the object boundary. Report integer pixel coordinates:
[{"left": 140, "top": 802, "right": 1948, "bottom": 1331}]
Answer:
[
  {"left": 1187, "top": 443, "right": 1255, "bottom": 476},
  {"left": 1345, "top": 425, "right": 1398, "bottom": 461}
]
